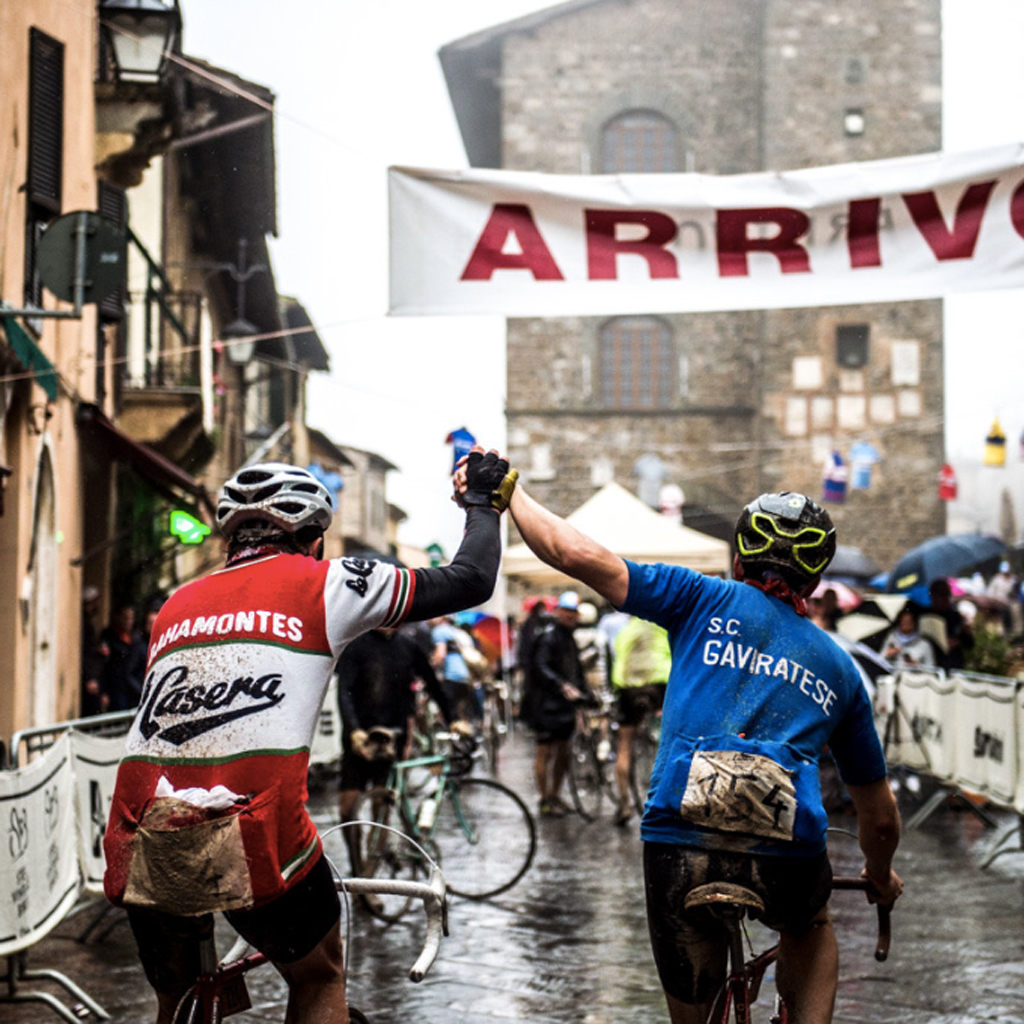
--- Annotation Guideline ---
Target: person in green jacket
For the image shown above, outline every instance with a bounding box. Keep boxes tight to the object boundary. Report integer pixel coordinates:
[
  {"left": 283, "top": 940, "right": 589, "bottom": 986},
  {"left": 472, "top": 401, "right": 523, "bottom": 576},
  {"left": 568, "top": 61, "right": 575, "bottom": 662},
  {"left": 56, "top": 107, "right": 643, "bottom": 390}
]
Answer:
[{"left": 611, "top": 616, "right": 671, "bottom": 825}]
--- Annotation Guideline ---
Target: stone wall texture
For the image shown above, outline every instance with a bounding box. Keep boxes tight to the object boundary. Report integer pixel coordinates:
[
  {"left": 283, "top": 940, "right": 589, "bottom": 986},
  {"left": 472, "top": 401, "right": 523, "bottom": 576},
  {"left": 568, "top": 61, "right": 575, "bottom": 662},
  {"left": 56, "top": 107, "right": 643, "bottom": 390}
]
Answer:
[{"left": 492, "top": 0, "right": 944, "bottom": 571}]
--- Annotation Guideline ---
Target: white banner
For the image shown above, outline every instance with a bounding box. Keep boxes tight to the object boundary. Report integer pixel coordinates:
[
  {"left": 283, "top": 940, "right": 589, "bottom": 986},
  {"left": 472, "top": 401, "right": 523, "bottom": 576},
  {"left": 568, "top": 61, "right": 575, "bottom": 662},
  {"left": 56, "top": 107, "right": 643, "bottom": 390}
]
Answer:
[
  {"left": 952, "top": 671, "right": 1018, "bottom": 804},
  {"left": 887, "top": 669, "right": 956, "bottom": 778},
  {"left": 70, "top": 731, "right": 125, "bottom": 894},
  {"left": 389, "top": 144, "right": 1024, "bottom": 317},
  {"left": 0, "top": 734, "right": 80, "bottom": 957}
]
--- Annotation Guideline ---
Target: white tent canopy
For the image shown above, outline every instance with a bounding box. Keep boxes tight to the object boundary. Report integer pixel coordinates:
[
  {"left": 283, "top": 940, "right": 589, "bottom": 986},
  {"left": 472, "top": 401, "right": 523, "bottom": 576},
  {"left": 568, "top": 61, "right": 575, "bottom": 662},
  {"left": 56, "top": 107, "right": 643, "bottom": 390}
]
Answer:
[{"left": 503, "top": 481, "right": 732, "bottom": 586}]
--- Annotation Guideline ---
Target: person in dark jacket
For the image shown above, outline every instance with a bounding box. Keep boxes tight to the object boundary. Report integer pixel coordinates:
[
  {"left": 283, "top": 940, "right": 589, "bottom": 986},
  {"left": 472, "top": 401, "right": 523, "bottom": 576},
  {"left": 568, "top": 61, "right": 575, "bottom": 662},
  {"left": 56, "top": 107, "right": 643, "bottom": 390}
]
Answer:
[
  {"left": 99, "top": 603, "right": 147, "bottom": 711},
  {"left": 337, "top": 627, "right": 470, "bottom": 876},
  {"left": 928, "top": 578, "right": 974, "bottom": 669},
  {"left": 522, "top": 591, "right": 587, "bottom": 817}
]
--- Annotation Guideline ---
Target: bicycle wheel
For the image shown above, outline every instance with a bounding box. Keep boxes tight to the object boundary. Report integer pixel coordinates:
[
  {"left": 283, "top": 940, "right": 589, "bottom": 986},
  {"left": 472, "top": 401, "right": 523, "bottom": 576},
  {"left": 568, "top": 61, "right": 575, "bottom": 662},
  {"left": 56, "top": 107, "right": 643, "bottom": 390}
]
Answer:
[
  {"left": 629, "top": 714, "right": 661, "bottom": 815},
  {"left": 434, "top": 777, "right": 536, "bottom": 899},
  {"left": 343, "top": 789, "right": 424, "bottom": 923},
  {"left": 568, "top": 729, "right": 603, "bottom": 820}
]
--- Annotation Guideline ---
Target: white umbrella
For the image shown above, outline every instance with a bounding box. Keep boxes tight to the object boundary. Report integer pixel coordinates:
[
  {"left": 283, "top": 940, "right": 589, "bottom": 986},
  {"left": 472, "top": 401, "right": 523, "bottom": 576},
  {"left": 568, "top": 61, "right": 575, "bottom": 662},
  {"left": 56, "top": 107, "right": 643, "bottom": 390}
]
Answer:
[{"left": 835, "top": 594, "right": 912, "bottom": 647}]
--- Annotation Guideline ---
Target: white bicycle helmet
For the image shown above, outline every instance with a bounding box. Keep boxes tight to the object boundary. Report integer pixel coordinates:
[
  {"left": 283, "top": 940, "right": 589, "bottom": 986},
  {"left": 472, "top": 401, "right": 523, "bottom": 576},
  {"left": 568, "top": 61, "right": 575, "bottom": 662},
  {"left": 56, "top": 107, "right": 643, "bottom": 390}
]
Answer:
[{"left": 216, "top": 463, "right": 334, "bottom": 538}]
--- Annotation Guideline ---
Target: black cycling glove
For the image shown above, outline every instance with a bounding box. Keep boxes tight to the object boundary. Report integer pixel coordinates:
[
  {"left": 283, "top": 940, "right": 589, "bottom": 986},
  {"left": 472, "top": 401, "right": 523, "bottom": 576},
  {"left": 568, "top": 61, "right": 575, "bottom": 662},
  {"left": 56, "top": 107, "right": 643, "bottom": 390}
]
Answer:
[{"left": 462, "top": 450, "right": 519, "bottom": 512}]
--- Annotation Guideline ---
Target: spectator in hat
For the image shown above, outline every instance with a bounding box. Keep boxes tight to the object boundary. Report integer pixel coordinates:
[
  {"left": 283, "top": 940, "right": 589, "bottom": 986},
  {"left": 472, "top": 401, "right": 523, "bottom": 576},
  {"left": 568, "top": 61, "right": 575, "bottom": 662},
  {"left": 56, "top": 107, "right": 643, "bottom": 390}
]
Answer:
[{"left": 521, "top": 590, "right": 587, "bottom": 817}]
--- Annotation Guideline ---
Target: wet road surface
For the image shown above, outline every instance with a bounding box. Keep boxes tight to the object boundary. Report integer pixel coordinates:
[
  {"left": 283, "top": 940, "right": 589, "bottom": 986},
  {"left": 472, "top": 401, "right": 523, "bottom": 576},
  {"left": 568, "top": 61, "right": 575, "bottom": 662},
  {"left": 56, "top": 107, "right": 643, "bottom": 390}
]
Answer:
[{"left": 6, "top": 733, "right": 1024, "bottom": 1023}]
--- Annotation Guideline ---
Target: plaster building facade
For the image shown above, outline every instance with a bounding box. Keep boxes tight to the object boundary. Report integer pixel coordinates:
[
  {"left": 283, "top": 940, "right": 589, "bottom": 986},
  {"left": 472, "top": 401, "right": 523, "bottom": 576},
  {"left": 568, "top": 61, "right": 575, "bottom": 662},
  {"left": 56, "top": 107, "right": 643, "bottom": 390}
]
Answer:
[
  {"left": 441, "top": 0, "right": 946, "bottom": 571},
  {"left": 0, "top": 2, "right": 334, "bottom": 743}
]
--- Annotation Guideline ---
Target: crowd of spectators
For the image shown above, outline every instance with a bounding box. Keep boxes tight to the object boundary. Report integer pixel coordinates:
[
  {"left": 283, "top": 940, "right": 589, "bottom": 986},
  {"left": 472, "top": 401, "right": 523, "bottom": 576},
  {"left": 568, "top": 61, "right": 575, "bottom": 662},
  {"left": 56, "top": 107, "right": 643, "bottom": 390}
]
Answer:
[{"left": 79, "top": 591, "right": 162, "bottom": 716}]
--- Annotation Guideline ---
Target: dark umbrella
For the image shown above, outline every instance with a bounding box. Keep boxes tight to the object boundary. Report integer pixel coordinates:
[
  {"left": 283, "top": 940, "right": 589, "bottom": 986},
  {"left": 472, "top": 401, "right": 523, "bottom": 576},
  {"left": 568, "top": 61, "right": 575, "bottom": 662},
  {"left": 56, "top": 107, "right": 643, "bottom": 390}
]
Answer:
[
  {"left": 886, "top": 534, "right": 1007, "bottom": 593},
  {"left": 825, "top": 545, "right": 882, "bottom": 583}
]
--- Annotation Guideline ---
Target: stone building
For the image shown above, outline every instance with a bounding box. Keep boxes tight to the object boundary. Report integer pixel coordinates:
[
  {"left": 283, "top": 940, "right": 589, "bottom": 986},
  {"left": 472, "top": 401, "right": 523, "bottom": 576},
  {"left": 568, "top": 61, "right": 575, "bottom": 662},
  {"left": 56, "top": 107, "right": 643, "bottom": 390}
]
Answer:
[{"left": 441, "top": 0, "right": 945, "bottom": 570}]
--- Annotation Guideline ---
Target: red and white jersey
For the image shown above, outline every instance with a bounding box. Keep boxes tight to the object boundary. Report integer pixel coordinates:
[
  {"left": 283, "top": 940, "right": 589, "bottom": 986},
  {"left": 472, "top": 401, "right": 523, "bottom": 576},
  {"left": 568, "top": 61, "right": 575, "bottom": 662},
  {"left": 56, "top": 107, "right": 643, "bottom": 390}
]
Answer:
[{"left": 104, "top": 552, "right": 415, "bottom": 908}]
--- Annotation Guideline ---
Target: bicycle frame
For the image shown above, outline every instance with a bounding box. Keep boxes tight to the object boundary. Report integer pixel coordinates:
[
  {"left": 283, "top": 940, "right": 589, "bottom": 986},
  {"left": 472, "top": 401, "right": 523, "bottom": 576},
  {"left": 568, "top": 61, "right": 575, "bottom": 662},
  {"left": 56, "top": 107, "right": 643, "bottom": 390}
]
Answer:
[
  {"left": 702, "top": 876, "right": 890, "bottom": 1024},
  {"left": 174, "top": 866, "right": 447, "bottom": 1024},
  {"left": 386, "top": 753, "right": 453, "bottom": 842},
  {"left": 384, "top": 744, "right": 482, "bottom": 849}
]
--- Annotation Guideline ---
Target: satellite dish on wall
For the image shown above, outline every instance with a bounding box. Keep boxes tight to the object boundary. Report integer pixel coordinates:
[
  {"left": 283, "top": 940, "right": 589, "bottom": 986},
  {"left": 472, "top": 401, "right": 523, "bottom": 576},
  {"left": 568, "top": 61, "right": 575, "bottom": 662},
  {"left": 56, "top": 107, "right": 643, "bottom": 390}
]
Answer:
[{"left": 36, "top": 211, "right": 127, "bottom": 307}]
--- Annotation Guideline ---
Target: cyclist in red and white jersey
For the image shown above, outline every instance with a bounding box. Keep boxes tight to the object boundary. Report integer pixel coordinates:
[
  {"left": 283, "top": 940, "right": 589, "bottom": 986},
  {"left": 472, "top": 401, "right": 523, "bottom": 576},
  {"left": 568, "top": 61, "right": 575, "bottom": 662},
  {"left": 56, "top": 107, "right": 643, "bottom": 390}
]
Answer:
[{"left": 104, "top": 451, "right": 517, "bottom": 1024}]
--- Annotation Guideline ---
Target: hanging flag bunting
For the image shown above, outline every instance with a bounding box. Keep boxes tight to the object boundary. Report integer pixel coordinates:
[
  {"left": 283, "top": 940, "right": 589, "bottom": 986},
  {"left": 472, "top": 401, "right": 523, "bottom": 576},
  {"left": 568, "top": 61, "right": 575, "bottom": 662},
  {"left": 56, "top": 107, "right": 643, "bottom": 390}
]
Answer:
[
  {"left": 938, "top": 463, "right": 958, "bottom": 501},
  {"left": 822, "top": 450, "right": 848, "bottom": 503},
  {"left": 445, "top": 426, "right": 476, "bottom": 472},
  {"left": 984, "top": 418, "right": 1006, "bottom": 466},
  {"left": 849, "top": 441, "right": 881, "bottom": 490}
]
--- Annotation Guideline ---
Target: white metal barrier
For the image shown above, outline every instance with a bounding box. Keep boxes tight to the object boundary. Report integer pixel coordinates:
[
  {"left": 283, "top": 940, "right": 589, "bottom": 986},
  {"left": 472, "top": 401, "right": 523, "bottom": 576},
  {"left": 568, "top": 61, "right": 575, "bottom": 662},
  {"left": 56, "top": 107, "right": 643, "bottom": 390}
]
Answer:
[
  {"left": 881, "top": 668, "right": 1023, "bottom": 851},
  {"left": 0, "top": 714, "right": 134, "bottom": 1021}
]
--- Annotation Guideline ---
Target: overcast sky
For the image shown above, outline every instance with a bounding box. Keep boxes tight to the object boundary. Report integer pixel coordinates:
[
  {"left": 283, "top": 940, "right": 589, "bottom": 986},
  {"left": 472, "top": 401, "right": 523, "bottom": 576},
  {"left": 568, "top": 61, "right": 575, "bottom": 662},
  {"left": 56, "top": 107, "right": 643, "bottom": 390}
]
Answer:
[{"left": 178, "top": 0, "right": 1024, "bottom": 555}]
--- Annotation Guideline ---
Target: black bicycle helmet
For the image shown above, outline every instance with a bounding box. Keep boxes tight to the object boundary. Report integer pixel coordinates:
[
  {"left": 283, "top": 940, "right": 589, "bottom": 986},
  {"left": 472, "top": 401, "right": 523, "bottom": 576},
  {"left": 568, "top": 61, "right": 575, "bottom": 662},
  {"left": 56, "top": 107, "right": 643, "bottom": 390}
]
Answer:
[
  {"left": 216, "top": 463, "right": 334, "bottom": 538},
  {"left": 734, "top": 492, "right": 836, "bottom": 589}
]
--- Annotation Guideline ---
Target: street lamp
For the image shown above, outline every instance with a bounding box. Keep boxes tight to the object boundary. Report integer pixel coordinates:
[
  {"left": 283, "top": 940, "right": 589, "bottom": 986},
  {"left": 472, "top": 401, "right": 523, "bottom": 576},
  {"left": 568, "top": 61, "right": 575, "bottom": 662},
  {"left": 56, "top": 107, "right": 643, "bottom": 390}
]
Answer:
[
  {"left": 221, "top": 317, "right": 259, "bottom": 365},
  {"left": 217, "top": 239, "right": 267, "bottom": 365},
  {"left": 100, "top": 0, "right": 181, "bottom": 83}
]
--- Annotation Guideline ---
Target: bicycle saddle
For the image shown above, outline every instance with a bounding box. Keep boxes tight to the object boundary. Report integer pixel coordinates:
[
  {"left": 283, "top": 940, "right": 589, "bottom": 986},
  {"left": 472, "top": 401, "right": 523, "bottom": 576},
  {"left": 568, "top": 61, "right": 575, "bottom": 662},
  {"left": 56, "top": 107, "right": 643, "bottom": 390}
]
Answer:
[{"left": 684, "top": 882, "right": 766, "bottom": 915}]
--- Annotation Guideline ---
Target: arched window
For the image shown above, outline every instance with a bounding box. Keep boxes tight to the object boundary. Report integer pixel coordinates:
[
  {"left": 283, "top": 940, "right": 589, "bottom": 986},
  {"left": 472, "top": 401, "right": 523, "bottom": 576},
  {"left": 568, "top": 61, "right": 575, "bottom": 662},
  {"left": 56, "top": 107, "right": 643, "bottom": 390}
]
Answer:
[
  {"left": 601, "top": 110, "right": 678, "bottom": 173},
  {"left": 599, "top": 317, "right": 676, "bottom": 409}
]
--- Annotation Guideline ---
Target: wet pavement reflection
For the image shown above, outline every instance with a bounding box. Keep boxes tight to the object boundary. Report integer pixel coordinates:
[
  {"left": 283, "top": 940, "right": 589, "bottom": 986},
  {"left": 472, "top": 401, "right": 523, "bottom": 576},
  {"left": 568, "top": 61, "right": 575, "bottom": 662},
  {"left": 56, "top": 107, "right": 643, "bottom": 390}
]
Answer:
[{"left": 6, "top": 734, "right": 1024, "bottom": 1023}]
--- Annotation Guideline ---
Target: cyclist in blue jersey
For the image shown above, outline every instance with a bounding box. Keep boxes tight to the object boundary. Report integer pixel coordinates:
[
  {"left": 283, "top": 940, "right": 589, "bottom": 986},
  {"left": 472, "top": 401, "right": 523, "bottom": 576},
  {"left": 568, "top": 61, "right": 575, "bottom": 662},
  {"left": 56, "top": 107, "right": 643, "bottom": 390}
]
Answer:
[{"left": 497, "top": 484, "right": 902, "bottom": 1024}]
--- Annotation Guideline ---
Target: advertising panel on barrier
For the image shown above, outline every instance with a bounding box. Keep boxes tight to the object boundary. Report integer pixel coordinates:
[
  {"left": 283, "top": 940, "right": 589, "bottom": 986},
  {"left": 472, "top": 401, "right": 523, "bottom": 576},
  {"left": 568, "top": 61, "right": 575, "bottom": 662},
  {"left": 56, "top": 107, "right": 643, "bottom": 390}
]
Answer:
[
  {"left": 70, "top": 731, "right": 126, "bottom": 893},
  {"left": 952, "top": 672, "right": 1019, "bottom": 805},
  {"left": 1015, "top": 685, "right": 1024, "bottom": 817},
  {"left": 888, "top": 669, "right": 957, "bottom": 778},
  {"left": 0, "top": 733, "right": 79, "bottom": 957}
]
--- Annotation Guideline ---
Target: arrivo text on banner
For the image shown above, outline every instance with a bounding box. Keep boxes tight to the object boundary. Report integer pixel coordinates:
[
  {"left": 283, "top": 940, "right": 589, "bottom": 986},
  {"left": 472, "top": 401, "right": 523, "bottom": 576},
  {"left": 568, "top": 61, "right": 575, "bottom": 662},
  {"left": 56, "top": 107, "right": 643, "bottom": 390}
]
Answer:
[{"left": 388, "top": 143, "right": 1024, "bottom": 317}]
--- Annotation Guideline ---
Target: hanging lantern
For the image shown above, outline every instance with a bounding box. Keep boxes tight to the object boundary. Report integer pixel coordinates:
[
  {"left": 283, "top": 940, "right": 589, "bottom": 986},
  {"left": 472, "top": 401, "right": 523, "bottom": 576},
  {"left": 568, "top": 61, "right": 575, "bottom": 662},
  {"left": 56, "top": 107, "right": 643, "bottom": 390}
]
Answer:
[
  {"left": 984, "top": 418, "right": 1006, "bottom": 466},
  {"left": 938, "top": 463, "right": 958, "bottom": 501}
]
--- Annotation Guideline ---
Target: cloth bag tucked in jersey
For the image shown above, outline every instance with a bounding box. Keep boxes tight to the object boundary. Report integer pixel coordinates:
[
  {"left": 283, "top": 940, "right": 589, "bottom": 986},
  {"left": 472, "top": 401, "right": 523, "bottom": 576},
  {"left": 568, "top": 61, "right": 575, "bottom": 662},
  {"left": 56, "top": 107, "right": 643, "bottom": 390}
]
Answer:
[
  {"left": 119, "top": 790, "right": 276, "bottom": 915},
  {"left": 670, "top": 733, "right": 827, "bottom": 850}
]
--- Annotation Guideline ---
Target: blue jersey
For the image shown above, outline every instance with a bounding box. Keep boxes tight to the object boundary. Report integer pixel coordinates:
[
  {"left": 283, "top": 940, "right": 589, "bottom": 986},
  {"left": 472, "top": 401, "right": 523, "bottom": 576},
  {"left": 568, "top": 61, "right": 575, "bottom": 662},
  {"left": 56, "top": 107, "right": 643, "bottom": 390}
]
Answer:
[{"left": 622, "top": 561, "right": 886, "bottom": 856}]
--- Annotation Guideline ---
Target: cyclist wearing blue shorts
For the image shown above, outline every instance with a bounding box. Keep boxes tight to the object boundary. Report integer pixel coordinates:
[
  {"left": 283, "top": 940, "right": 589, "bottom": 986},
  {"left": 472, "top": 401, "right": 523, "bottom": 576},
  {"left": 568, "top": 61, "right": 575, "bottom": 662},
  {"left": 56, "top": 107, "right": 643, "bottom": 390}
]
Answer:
[{"left": 501, "top": 485, "right": 902, "bottom": 1024}]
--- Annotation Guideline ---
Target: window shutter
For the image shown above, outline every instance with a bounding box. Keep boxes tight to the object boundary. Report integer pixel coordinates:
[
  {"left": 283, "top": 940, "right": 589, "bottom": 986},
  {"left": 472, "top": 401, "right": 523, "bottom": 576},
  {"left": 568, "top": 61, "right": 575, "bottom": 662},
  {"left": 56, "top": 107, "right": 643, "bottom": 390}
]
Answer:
[
  {"left": 27, "top": 29, "right": 64, "bottom": 214},
  {"left": 97, "top": 180, "right": 127, "bottom": 322}
]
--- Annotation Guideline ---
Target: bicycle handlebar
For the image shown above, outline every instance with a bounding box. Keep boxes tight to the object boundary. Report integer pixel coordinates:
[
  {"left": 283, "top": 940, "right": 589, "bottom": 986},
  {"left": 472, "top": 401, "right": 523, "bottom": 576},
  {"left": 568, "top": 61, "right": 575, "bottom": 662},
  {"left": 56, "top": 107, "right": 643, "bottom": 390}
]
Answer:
[
  {"left": 830, "top": 876, "right": 891, "bottom": 962},
  {"left": 339, "top": 866, "right": 448, "bottom": 982}
]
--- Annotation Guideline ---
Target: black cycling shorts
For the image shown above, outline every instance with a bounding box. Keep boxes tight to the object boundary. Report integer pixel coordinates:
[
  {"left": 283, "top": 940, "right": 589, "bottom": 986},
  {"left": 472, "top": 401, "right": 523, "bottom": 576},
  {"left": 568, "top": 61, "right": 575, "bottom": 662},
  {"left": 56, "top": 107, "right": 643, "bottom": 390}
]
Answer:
[
  {"left": 615, "top": 683, "right": 666, "bottom": 727},
  {"left": 127, "top": 850, "right": 341, "bottom": 997},
  {"left": 340, "top": 749, "right": 394, "bottom": 791},
  {"left": 643, "top": 841, "right": 832, "bottom": 1005},
  {"left": 532, "top": 720, "right": 575, "bottom": 744}
]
